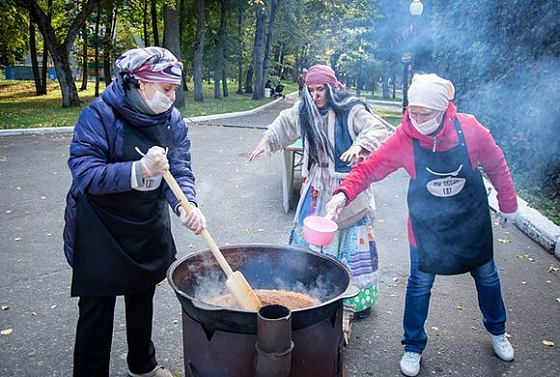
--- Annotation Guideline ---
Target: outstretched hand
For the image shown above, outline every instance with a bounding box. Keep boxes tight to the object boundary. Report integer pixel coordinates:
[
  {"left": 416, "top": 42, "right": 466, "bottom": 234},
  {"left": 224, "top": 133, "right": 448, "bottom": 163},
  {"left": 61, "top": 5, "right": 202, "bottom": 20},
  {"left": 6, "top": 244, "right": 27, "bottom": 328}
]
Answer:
[
  {"left": 326, "top": 192, "right": 348, "bottom": 221},
  {"left": 340, "top": 144, "right": 366, "bottom": 167},
  {"left": 497, "top": 211, "right": 518, "bottom": 228},
  {"left": 248, "top": 138, "right": 271, "bottom": 162}
]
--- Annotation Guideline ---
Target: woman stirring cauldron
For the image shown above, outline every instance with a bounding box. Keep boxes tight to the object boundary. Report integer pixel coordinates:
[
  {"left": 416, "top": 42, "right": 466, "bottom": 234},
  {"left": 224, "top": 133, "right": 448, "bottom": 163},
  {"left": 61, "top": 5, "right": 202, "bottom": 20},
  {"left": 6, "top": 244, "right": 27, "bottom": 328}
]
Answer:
[
  {"left": 64, "top": 47, "right": 205, "bottom": 377},
  {"left": 326, "top": 73, "right": 518, "bottom": 376},
  {"left": 249, "top": 64, "right": 388, "bottom": 326}
]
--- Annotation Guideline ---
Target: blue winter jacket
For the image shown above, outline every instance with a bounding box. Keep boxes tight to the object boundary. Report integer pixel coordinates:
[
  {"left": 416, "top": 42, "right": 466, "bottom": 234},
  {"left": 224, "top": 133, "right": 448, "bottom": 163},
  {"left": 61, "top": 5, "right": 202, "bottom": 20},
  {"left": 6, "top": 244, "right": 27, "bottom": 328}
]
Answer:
[{"left": 63, "top": 78, "right": 197, "bottom": 266}]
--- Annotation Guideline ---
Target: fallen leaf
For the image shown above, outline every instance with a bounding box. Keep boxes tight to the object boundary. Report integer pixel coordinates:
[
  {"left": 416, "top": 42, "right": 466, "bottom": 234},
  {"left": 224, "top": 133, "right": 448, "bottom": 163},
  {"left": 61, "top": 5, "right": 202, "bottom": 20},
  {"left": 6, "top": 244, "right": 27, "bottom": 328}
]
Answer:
[
  {"left": 257, "top": 228, "right": 264, "bottom": 232},
  {"left": 244, "top": 228, "right": 251, "bottom": 233},
  {"left": 431, "top": 326, "right": 439, "bottom": 331},
  {"left": 392, "top": 278, "right": 399, "bottom": 282},
  {"left": 521, "top": 281, "right": 527, "bottom": 285},
  {"left": 548, "top": 266, "right": 559, "bottom": 273},
  {"left": 527, "top": 257, "right": 535, "bottom": 262},
  {"left": 505, "top": 333, "right": 511, "bottom": 338},
  {"left": 1, "top": 305, "right": 9, "bottom": 311},
  {"left": 456, "top": 305, "right": 463, "bottom": 310},
  {"left": 517, "top": 254, "right": 528, "bottom": 259},
  {"left": 1, "top": 329, "right": 13, "bottom": 335},
  {"left": 46, "top": 233, "right": 52, "bottom": 237},
  {"left": 6, "top": 210, "right": 11, "bottom": 214},
  {"left": 40, "top": 196, "right": 46, "bottom": 200},
  {"left": 498, "top": 238, "right": 510, "bottom": 244},
  {"left": 556, "top": 298, "right": 560, "bottom": 304},
  {"left": 543, "top": 340, "right": 554, "bottom": 347},
  {"left": 50, "top": 305, "right": 57, "bottom": 309},
  {"left": 173, "top": 319, "right": 178, "bottom": 324},
  {"left": 31, "top": 312, "right": 37, "bottom": 316}
]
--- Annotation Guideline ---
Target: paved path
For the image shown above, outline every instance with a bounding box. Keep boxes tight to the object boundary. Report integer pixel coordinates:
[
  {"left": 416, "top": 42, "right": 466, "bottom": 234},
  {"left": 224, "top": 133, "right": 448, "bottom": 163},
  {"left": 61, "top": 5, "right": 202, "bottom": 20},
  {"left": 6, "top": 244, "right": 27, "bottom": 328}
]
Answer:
[{"left": 0, "top": 99, "right": 559, "bottom": 376}]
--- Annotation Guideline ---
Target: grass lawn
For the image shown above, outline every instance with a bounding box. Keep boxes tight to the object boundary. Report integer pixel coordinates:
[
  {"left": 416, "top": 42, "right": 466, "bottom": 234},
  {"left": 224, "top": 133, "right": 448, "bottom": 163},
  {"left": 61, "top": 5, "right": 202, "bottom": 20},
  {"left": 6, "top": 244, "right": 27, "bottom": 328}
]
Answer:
[{"left": 0, "top": 79, "right": 298, "bottom": 129}]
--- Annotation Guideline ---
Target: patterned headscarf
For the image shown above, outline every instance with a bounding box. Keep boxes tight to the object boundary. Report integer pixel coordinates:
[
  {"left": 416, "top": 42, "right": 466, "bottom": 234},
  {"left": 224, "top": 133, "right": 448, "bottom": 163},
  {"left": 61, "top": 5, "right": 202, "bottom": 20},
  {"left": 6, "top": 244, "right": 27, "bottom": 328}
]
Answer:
[
  {"left": 115, "top": 47, "right": 183, "bottom": 85},
  {"left": 305, "top": 64, "right": 344, "bottom": 90}
]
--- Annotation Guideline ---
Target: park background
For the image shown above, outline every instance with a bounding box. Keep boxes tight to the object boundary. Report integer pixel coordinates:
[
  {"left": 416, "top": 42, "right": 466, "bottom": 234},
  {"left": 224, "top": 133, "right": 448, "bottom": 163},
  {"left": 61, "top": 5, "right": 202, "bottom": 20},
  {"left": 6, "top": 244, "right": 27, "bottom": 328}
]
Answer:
[{"left": 0, "top": 0, "right": 558, "bottom": 223}]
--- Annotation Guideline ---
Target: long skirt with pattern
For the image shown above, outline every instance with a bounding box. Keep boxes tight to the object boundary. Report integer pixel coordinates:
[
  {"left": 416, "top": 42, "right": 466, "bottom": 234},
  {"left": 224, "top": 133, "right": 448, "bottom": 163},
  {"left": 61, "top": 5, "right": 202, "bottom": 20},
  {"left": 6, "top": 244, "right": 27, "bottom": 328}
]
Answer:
[{"left": 290, "top": 185, "right": 379, "bottom": 312}]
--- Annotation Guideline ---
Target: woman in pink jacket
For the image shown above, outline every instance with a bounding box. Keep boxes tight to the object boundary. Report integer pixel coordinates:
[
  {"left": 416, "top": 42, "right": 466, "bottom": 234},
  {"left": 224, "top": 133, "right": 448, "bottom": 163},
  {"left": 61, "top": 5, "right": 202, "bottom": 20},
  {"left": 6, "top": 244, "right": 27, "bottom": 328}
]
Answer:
[{"left": 326, "top": 74, "right": 518, "bottom": 377}]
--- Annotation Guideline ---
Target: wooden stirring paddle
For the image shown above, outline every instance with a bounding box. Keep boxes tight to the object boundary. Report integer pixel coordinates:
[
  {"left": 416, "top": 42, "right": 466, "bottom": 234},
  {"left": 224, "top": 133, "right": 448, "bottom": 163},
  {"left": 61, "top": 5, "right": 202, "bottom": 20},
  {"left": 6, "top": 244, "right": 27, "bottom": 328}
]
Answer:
[{"left": 162, "top": 170, "right": 262, "bottom": 311}]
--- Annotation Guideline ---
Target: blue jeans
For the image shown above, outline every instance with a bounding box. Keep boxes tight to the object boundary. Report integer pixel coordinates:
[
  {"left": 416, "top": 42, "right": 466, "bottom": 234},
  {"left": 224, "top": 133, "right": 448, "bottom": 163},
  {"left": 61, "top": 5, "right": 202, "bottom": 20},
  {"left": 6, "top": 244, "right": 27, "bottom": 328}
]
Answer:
[{"left": 401, "top": 245, "right": 507, "bottom": 354}]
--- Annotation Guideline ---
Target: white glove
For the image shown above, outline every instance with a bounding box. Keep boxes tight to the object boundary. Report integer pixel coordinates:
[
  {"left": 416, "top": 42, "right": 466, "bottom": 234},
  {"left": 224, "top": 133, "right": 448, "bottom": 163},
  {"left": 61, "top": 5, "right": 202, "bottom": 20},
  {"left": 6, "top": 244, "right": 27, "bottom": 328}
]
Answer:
[
  {"left": 140, "top": 146, "right": 169, "bottom": 177},
  {"left": 179, "top": 205, "right": 207, "bottom": 235},
  {"left": 497, "top": 211, "right": 518, "bottom": 228},
  {"left": 326, "top": 192, "right": 348, "bottom": 220}
]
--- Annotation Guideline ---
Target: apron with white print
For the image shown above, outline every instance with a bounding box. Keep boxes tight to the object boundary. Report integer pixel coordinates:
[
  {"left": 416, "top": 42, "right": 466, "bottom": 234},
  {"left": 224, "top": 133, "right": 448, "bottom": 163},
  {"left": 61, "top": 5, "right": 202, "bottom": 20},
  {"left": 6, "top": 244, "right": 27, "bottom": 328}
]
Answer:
[{"left": 408, "top": 119, "right": 492, "bottom": 275}]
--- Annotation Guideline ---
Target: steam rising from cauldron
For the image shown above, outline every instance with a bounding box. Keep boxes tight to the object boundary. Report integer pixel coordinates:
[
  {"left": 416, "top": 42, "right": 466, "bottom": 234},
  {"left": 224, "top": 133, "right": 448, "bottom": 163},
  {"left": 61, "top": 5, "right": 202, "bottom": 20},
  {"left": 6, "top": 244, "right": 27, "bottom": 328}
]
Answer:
[{"left": 191, "top": 267, "right": 337, "bottom": 306}]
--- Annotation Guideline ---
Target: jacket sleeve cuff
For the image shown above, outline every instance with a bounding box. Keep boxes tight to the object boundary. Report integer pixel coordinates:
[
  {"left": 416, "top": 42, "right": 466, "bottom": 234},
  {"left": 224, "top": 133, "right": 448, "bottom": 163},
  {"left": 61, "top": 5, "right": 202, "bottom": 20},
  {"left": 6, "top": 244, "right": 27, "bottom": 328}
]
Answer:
[{"left": 130, "top": 161, "right": 143, "bottom": 189}]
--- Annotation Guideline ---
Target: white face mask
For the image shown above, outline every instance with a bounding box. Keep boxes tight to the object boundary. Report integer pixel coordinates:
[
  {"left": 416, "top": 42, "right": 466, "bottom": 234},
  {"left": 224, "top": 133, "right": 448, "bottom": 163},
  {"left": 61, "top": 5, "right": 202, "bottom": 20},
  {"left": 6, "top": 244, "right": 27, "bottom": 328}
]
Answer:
[
  {"left": 142, "top": 86, "right": 174, "bottom": 114},
  {"left": 410, "top": 113, "right": 443, "bottom": 135}
]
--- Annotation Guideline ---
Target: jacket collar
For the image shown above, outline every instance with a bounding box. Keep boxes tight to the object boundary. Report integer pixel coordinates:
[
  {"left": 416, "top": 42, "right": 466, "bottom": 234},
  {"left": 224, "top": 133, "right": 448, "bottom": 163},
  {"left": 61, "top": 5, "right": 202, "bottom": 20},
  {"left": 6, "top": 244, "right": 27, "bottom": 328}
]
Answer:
[{"left": 102, "top": 77, "right": 172, "bottom": 127}]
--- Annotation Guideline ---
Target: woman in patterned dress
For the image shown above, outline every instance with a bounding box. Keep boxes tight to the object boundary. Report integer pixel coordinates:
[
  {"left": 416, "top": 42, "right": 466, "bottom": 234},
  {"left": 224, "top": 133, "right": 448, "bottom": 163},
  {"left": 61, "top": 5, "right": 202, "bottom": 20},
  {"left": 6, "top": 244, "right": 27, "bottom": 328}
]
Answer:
[{"left": 249, "top": 64, "right": 388, "bottom": 320}]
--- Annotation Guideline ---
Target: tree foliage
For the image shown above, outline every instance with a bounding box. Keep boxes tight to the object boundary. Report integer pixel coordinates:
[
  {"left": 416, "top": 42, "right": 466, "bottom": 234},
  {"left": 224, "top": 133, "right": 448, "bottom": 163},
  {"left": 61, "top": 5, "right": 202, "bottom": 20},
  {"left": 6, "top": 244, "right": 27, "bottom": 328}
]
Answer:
[{"left": 431, "top": 0, "right": 560, "bottom": 198}]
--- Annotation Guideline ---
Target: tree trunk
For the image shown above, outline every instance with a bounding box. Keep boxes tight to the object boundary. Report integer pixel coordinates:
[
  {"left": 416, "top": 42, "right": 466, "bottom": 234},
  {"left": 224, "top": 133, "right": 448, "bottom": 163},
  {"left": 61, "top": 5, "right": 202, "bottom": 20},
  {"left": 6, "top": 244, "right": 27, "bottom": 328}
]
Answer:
[
  {"left": 193, "top": 0, "right": 205, "bottom": 102},
  {"left": 214, "top": 59, "right": 221, "bottom": 99},
  {"left": 80, "top": 15, "right": 88, "bottom": 91},
  {"left": 179, "top": 0, "right": 188, "bottom": 92},
  {"left": 143, "top": 0, "right": 150, "bottom": 47},
  {"left": 29, "top": 19, "right": 44, "bottom": 95},
  {"left": 213, "top": 0, "right": 226, "bottom": 99},
  {"left": 163, "top": 0, "right": 185, "bottom": 108},
  {"left": 103, "top": 6, "right": 116, "bottom": 86},
  {"left": 277, "top": 42, "right": 284, "bottom": 77},
  {"left": 236, "top": 0, "right": 244, "bottom": 94},
  {"left": 151, "top": 0, "right": 159, "bottom": 46},
  {"left": 222, "top": 71, "right": 228, "bottom": 97},
  {"left": 251, "top": 4, "right": 265, "bottom": 100},
  {"left": 261, "top": 0, "right": 279, "bottom": 90},
  {"left": 245, "top": 65, "right": 253, "bottom": 94},
  {"left": 94, "top": 4, "right": 100, "bottom": 97},
  {"left": 16, "top": 0, "right": 99, "bottom": 107},
  {"left": 40, "top": 0, "right": 52, "bottom": 95}
]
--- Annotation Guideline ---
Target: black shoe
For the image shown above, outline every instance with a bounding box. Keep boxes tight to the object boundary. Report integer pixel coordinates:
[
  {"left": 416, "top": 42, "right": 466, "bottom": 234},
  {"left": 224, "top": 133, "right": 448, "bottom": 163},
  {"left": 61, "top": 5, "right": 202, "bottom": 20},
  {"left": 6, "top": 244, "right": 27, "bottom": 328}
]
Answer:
[{"left": 354, "top": 307, "right": 371, "bottom": 320}]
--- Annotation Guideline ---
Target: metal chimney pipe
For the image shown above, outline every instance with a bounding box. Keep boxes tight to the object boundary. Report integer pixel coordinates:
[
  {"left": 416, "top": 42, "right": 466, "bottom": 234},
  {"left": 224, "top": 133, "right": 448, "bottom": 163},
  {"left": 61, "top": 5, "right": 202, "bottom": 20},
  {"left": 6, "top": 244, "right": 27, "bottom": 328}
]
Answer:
[{"left": 255, "top": 305, "right": 294, "bottom": 377}]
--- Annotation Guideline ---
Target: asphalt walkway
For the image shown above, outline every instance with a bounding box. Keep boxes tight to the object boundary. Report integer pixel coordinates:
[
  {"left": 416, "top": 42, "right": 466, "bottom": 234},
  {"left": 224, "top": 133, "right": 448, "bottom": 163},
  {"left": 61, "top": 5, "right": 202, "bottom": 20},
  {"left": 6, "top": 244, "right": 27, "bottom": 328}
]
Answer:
[{"left": 0, "top": 97, "right": 559, "bottom": 376}]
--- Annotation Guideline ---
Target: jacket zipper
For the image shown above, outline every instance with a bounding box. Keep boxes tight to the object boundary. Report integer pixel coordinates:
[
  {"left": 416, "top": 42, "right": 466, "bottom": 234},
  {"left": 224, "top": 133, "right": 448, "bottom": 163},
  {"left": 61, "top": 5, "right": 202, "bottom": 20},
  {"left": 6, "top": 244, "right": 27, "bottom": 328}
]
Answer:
[{"left": 432, "top": 137, "right": 438, "bottom": 152}]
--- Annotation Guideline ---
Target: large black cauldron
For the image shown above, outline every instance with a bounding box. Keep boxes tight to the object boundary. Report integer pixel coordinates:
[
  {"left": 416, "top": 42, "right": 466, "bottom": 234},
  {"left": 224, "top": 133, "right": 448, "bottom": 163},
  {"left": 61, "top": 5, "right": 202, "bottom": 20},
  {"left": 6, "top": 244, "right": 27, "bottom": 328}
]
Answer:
[{"left": 167, "top": 244, "right": 357, "bottom": 334}]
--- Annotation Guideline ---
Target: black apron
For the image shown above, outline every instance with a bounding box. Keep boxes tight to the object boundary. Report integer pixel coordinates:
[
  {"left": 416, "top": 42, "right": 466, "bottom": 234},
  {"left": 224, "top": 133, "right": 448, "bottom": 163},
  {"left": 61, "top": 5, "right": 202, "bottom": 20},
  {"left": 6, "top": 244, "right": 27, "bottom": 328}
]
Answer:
[
  {"left": 71, "top": 119, "right": 176, "bottom": 296},
  {"left": 408, "top": 119, "right": 492, "bottom": 275}
]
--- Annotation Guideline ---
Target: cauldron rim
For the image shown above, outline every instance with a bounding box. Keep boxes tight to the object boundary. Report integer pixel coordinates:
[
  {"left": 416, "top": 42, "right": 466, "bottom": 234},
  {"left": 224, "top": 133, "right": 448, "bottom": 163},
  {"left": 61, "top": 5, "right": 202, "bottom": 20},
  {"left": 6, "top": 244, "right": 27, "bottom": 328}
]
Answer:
[{"left": 167, "top": 243, "right": 356, "bottom": 313}]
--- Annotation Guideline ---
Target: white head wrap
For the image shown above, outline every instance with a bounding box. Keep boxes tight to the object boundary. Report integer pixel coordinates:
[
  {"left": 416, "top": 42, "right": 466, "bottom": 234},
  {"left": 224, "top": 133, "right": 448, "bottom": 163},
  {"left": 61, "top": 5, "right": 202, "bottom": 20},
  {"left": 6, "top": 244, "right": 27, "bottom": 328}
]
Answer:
[{"left": 408, "top": 73, "right": 455, "bottom": 111}]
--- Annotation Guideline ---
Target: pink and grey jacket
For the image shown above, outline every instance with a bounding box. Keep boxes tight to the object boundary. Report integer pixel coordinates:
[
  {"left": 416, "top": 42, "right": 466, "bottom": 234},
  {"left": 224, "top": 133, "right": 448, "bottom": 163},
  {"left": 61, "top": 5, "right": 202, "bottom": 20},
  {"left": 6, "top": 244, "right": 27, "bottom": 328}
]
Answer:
[{"left": 334, "top": 102, "right": 518, "bottom": 246}]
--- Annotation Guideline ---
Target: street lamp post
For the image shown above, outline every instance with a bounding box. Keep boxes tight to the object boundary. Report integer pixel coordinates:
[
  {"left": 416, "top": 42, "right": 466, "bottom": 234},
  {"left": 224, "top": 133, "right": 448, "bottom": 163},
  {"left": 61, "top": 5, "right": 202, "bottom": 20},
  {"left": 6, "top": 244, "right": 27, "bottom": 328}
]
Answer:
[
  {"left": 402, "top": 0, "right": 424, "bottom": 113},
  {"left": 357, "top": 45, "right": 364, "bottom": 96}
]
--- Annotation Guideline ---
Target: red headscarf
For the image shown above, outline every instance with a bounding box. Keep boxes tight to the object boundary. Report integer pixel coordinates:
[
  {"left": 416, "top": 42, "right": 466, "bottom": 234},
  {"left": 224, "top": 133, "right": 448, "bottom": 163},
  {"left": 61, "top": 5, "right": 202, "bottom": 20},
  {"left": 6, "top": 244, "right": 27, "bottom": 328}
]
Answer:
[{"left": 305, "top": 64, "right": 344, "bottom": 90}]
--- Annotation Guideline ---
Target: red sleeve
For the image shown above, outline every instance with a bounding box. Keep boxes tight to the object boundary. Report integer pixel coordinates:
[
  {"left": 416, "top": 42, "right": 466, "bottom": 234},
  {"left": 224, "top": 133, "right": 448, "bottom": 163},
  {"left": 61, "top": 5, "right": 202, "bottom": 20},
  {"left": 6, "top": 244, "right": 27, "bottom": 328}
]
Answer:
[
  {"left": 334, "top": 128, "right": 414, "bottom": 202},
  {"left": 463, "top": 117, "right": 518, "bottom": 213}
]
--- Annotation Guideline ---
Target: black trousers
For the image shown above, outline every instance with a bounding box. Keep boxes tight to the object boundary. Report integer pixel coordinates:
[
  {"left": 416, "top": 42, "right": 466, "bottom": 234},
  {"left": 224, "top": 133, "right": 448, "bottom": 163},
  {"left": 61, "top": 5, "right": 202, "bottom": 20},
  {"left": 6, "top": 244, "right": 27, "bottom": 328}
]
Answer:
[{"left": 73, "top": 286, "right": 158, "bottom": 377}]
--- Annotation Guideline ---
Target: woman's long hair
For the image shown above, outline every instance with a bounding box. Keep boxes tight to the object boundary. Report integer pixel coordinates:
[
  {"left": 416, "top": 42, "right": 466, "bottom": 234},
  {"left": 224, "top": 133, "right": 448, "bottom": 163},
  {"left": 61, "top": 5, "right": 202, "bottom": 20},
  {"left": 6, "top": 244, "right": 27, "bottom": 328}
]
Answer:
[{"left": 299, "top": 84, "right": 372, "bottom": 164}]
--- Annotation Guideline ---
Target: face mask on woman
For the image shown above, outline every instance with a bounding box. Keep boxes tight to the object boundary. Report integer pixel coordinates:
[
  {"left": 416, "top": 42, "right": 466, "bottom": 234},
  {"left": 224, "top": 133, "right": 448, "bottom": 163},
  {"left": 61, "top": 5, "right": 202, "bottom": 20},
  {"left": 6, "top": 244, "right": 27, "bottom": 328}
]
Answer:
[
  {"left": 140, "top": 84, "right": 174, "bottom": 114},
  {"left": 410, "top": 112, "right": 443, "bottom": 135}
]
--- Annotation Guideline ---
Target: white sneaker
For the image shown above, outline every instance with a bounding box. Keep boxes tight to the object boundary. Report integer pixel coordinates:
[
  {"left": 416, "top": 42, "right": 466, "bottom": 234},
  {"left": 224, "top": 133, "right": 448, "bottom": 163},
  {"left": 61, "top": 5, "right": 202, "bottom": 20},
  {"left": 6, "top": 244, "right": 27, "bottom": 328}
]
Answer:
[
  {"left": 400, "top": 351, "right": 421, "bottom": 376},
  {"left": 490, "top": 333, "right": 514, "bottom": 361}
]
